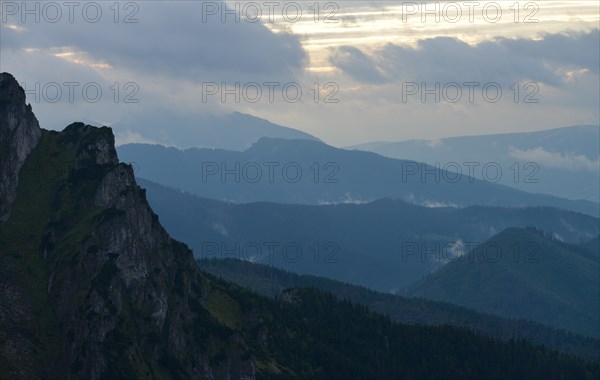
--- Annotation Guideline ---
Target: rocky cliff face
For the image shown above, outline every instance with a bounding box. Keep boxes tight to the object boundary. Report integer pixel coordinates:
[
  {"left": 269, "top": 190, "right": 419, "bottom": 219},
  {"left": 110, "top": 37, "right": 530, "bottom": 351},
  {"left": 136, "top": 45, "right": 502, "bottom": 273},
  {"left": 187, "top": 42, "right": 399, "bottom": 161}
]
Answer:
[
  {"left": 0, "top": 72, "right": 42, "bottom": 221},
  {"left": 0, "top": 73, "right": 254, "bottom": 379}
]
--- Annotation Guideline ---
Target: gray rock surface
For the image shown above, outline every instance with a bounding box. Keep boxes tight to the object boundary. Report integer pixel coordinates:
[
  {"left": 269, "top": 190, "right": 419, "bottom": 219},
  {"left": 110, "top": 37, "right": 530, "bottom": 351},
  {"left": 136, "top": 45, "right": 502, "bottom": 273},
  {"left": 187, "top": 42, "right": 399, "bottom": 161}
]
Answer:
[{"left": 0, "top": 72, "right": 42, "bottom": 221}]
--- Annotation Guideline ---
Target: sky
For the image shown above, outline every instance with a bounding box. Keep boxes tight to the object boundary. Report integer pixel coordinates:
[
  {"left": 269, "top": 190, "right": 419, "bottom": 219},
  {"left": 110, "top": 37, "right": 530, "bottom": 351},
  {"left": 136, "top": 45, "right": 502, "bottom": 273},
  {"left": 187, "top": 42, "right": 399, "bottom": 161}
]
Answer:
[{"left": 1, "top": 0, "right": 599, "bottom": 146}]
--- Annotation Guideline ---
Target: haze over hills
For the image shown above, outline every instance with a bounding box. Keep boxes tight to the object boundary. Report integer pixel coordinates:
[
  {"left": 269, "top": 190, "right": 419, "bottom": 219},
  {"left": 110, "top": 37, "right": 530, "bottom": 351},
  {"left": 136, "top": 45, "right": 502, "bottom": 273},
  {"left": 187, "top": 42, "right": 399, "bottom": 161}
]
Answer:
[
  {"left": 199, "top": 258, "right": 600, "bottom": 362},
  {"left": 407, "top": 228, "right": 600, "bottom": 338},
  {"left": 117, "top": 138, "right": 600, "bottom": 217},
  {"left": 5, "top": 72, "right": 599, "bottom": 379},
  {"left": 111, "top": 110, "right": 320, "bottom": 150},
  {"left": 349, "top": 126, "right": 600, "bottom": 202},
  {"left": 137, "top": 178, "right": 600, "bottom": 292}
]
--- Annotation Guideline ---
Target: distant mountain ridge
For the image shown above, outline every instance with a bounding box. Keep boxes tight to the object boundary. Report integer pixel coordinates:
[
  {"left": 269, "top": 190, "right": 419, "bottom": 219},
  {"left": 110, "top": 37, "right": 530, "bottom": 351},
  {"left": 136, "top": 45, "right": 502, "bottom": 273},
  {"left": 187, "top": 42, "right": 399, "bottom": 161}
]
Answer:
[
  {"left": 349, "top": 125, "right": 600, "bottom": 202},
  {"left": 117, "top": 138, "right": 600, "bottom": 217},
  {"left": 137, "top": 178, "right": 600, "bottom": 292},
  {"left": 351, "top": 125, "right": 600, "bottom": 157},
  {"left": 111, "top": 110, "right": 320, "bottom": 150}
]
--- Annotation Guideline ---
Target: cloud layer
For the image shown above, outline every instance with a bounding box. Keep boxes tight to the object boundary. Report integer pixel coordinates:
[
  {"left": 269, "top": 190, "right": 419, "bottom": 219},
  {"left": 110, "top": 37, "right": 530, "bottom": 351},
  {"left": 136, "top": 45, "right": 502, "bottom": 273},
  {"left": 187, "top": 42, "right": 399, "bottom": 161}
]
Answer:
[
  {"left": 509, "top": 146, "right": 600, "bottom": 172},
  {"left": 330, "top": 30, "right": 599, "bottom": 86},
  {"left": 2, "top": 1, "right": 307, "bottom": 82}
]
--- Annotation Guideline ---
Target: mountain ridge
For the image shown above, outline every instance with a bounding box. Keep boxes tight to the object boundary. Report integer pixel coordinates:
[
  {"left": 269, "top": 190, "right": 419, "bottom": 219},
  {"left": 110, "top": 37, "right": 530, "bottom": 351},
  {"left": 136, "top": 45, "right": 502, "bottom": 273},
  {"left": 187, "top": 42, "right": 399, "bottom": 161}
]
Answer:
[
  {"left": 111, "top": 110, "right": 321, "bottom": 151},
  {"left": 407, "top": 227, "right": 600, "bottom": 338},
  {"left": 118, "top": 139, "right": 600, "bottom": 217},
  {"left": 136, "top": 177, "right": 599, "bottom": 293},
  {"left": 348, "top": 125, "right": 600, "bottom": 202}
]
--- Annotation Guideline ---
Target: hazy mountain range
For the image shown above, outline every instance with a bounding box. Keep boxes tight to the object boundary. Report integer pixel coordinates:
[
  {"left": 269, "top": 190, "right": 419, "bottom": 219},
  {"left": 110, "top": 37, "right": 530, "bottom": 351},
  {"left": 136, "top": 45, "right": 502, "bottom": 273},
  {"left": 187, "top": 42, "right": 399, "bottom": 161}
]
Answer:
[
  {"left": 117, "top": 138, "right": 599, "bottom": 217},
  {"left": 349, "top": 126, "right": 600, "bottom": 202},
  {"left": 111, "top": 110, "right": 320, "bottom": 150},
  {"left": 137, "top": 178, "right": 599, "bottom": 292}
]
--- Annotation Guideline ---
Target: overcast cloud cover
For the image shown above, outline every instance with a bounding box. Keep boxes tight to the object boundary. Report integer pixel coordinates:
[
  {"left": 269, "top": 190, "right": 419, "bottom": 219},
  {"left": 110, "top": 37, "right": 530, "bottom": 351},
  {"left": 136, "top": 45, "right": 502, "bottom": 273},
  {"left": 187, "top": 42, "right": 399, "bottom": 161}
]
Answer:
[
  {"left": 0, "top": 1, "right": 598, "bottom": 146},
  {"left": 330, "top": 30, "right": 599, "bottom": 86}
]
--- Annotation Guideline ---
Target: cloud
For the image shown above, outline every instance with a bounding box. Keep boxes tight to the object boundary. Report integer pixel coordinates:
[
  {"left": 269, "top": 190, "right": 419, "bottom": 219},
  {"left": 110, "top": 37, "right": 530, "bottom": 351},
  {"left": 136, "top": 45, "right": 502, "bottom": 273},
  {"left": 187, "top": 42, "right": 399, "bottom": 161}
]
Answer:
[
  {"left": 421, "top": 200, "right": 459, "bottom": 209},
  {"left": 329, "top": 30, "right": 600, "bottom": 86},
  {"left": 404, "top": 194, "right": 460, "bottom": 208},
  {"left": 318, "top": 193, "right": 371, "bottom": 205},
  {"left": 114, "top": 131, "right": 161, "bottom": 147},
  {"left": 1, "top": 1, "right": 307, "bottom": 82},
  {"left": 446, "top": 240, "right": 466, "bottom": 259},
  {"left": 508, "top": 146, "right": 600, "bottom": 171},
  {"left": 426, "top": 139, "right": 443, "bottom": 149},
  {"left": 213, "top": 223, "right": 229, "bottom": 237},
  {"left": 437, "top": 239, "right": 467, "bottom": 264},
  {"left": 501, "top": 31, "right": 600, "bottom": 75},
  {"left": 329, "top": 46, "right": 386, "bottom": 83},
  {"left": 0, "top": 1, "right": 309, "bottom": 134}
]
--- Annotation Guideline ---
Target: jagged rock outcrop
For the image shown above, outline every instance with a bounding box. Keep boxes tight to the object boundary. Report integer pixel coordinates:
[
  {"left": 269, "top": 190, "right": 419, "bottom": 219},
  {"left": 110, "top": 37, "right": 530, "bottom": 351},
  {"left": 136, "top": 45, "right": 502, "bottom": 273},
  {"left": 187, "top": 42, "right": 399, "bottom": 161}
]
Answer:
[
  {"left": 0, "top": 72, "right": 42, "bottom": 221},
  {"left": 0, "top": 75, "right": 254, "bottom": 379}
]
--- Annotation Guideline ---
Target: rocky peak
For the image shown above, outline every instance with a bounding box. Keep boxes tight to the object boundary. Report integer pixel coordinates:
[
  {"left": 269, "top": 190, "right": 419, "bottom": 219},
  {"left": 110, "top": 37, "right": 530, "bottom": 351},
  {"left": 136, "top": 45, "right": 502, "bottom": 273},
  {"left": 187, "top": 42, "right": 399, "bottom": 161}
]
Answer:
[
  {"left": 0, "top": 72, "right": 42, "bottom": 221},
  {"left": 0, "top": 73, "right": 254, "bottom": 379},
  {"left": 62, "top": 122, "right": 119, "bottom": 167}
]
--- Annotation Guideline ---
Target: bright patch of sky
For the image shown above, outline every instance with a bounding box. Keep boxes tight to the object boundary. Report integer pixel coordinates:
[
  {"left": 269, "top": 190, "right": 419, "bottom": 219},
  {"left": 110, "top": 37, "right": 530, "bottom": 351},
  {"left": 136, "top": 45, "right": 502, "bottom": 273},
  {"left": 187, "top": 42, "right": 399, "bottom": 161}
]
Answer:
[{"left": 243, "top": 1, "right": 600, "bottom": 73}]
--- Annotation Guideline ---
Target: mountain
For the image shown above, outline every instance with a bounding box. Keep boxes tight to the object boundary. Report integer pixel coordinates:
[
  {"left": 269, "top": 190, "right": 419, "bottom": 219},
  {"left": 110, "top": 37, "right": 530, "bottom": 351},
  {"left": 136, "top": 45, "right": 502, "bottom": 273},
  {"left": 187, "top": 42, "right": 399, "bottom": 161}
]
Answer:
[
  {"left": 137, "top": 178, "right": 599, "bottom": 292},
  {"left": 5, "top": 73, "right": 599, "bottom": 378},
  {"left": 111, "top": 110, "right": 320, "bottom": 150},
  {"left": 117, "top": 138, "right": 600, "bottom": 217},
  {"left": 349, "top": 126, "right": 600, "bottom": 202},
  {"left": 199, "top": 258, "right": 600, "bottom": 362},
  {"left": 407, "top": 228, "right": 600, "bottom": 338},
  {"left": 0, "top": 73, "right": 255, "bottom": 378},
  {"left": 579, "top": 235, "right": 600, "bottom": 261}
]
